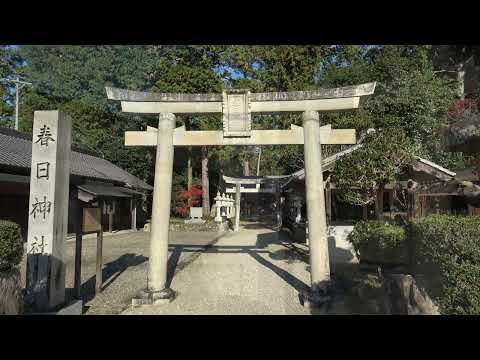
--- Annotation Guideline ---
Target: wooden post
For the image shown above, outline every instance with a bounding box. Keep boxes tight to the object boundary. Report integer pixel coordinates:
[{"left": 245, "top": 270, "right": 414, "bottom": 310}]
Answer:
[
  {"left": 73, "top": 198, "right": 83, "bottom": 299},
  {"left": 275, "top": 180, "right": 281, "bottom": 229},
  {"left": 130, "top": 198, "right": 137, "bottom": 231},
  {"left": 363, "top": 206, "right": 368, "bottom": 220},
  {"left": 331, "top": 189, "right": 336, "bottom": 222},
  {"left": 95, "top": 229, "right": 103, "bottom": 295},
  {"left": 325, "top": 185, "right": 332, "bottom": 225},
  {"left": 388, "top": 190, "right": 394, "bottom": 218},
  {"left": 407, "top": 192, "right": 413, "bottom": 220},
  {"left": 187, "top": 147, "right": 192, "bottom": 208},
  {"left": 376, "top": 184, "right": 384, "bottom": 220},
  {"left": 468, "top": 204, "right": 475, "bottom": 216},
  {"left": 108, "top": 200, "right": 113, "bottom": 233}
]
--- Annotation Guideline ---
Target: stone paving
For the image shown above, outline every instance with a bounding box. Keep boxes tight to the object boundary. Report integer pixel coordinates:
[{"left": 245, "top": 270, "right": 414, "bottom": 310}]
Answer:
[{"left": 123, "top": 223, "right": 316, "bottom": 315}]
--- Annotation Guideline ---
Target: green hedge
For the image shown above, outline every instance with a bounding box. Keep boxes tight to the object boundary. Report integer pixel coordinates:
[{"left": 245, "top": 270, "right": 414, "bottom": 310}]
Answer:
[
  {"left": 0, "top": 221, "right": 24, "bottom": 272},
  {"left": 411, "top": 215, "right": 480, "bottom": 315},
  {"left": 347, "top": 220, "right": 408, "bottom": 266}
]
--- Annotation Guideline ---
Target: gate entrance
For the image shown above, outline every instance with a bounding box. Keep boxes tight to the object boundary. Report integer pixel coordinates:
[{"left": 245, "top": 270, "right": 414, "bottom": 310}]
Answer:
[{"left": 106, "top": 83, "right": 376, "bottom": 304}]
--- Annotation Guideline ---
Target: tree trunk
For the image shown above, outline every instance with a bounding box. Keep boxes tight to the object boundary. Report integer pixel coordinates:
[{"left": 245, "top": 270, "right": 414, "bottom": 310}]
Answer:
[
  {"left": 201, "top": 146, "right": 210, "bottom": 218},
  {"left": 376, "top": 184, "right": 384, "bottom": 220},
  {"left": 457, "top": 63, "right": 465, "bottom": 99},
  {"left": 244, "top": 157, "right": 250, "bottom": 176},
  {"left": 187, "top": 147, "right": 192, "bottom": 208}
]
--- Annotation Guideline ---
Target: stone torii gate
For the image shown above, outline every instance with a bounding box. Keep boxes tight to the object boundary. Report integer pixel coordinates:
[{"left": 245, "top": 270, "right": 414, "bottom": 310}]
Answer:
[{"left": 106, "top": 83, "right": 376, "bottom": 305}]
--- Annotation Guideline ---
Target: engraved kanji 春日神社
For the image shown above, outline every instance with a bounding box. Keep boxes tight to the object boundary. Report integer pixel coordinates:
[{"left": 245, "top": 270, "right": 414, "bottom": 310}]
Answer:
[
  {"left": 28, "top": 235, "right": 47, "bottom": 255},
  {"left": 35, "top": 125, "right": 55, "bottom": 146},
  {"left": 30, "top": 196, "right": 52, "bottom": 220},
  {"left": 36, "top": 161, "right": 50, "bottom": 180}
]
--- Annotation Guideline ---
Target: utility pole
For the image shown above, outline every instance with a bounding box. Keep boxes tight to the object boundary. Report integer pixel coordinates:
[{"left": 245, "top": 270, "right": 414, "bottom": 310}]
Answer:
[
  {"left": 1, "top": 76, "right": 32, "bottom": 130},
  {"left": 255, "top": 146, "right": 262, "bottom": 176},
  {"left": 12, "top": 77, "right": 32, "bottom": 131}
]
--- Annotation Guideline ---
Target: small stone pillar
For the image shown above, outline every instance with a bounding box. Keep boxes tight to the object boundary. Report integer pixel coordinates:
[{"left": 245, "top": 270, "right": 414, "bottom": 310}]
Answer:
[
  {"left": 230, "top": 195, "right": 235, "bottom": 218},
  {"left": 214, "top": 192, "right": 222, "bottom": 223},
  {"left": 220, "top": 193, "right": 227, "bottom": 217},
  {"left": 226, "top": 195, "right": 231, "bottom": 218},
  {"left": 231, "top": 195, "right": 236, "bottom": 218},
  {"left": 302, "top": 110, "right": 330, "bottom": 294},
  {"left": 295, "top": 202, "right": 302, "bottom": 223}
]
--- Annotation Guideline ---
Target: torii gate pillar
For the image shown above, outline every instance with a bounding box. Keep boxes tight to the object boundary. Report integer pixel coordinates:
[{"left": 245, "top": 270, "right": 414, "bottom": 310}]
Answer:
[
  {"left": 302, "top": 110, "right": 330, "bottom": 294},
  {"left": 136, "top": 113, "right": 176, "bottom": 304}
]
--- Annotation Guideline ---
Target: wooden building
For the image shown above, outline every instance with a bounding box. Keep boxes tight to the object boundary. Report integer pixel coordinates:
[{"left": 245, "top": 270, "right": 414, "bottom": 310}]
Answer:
[
  {"left": 0, "top": 127, "right": 152, "bottom": 240},
  {"left": 281, "top": 144, "right": 475, "bottom": 242}
]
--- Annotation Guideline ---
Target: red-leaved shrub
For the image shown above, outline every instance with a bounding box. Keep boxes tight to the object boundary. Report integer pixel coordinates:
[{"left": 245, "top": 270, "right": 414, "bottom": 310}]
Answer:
[
  {"left": 175, "top": 185, "right": 203, "bottom": 217},
  {"left": 447, "top": 98, "right": 478, "bottom": 120}
]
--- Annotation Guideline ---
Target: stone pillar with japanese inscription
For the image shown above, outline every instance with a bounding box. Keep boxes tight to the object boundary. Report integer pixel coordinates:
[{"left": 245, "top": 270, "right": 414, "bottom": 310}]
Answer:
[{"left": 26, "top": 111, "right": 71, "bottom": 312}]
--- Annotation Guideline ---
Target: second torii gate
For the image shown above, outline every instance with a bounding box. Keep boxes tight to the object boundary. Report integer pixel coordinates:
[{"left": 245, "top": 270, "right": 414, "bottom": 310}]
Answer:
[{"left": 106, "top": 82, "right": 376, "bottom": 306}]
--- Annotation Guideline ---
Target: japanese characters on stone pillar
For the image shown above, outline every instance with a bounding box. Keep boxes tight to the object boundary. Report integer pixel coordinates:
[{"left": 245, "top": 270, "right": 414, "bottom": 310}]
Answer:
[{"left": 26, "top": 111, "right": 71, "bottom": 311}]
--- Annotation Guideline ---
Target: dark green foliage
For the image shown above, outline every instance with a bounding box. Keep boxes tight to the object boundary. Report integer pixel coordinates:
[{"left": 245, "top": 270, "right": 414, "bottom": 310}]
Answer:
[
  {"left": 215, "top": 45, "right": 334, "bottom": 175},
  {"left": 0, "top": 221, "right": 24, "bottom": 272},
  {"left": 0, "top": 45, "right": 20, "bottom": 125},
  {"left": 334, "top": 128, "right": 416, "bottom": 207},
  {"left": 324, "top": 45, "right": 459, "bottom": 204},
  {"left": 347, "top": 220, "right": 408, "bottom": 265},
  {"left": 14, "top": 46, "right": 157, "bottom": 184},
  {"left": 411, "top": 215, "right": 480, "bottom": 314},
  {"left": 2, "top": 45, "right": 473, "bottom": 217}
]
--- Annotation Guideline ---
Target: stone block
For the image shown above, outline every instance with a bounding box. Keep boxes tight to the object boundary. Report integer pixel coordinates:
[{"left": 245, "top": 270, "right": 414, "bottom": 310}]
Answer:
[
  {"left": 131, "top": 288, "right": 176, "bottom": 307},
  {"left": 57, "top": 300, "right": 83, "bottom": 315},
  {"left": 189, "top": 207, "right": 203, "bottom": 220},
  {"left": 184, "top": 219, "right": 206, "bottom": 225}
]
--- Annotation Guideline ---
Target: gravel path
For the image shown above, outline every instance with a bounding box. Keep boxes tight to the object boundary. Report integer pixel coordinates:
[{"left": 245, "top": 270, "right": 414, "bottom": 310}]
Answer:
[
  {"left": 62, "top": 230, "right": 224, "bottom": 315},
  {"left": 123, "top": 223, "right": 317, "bottom": 315},
  {"left": 20, "top": 223, "right": 356, "bottom": 315}
]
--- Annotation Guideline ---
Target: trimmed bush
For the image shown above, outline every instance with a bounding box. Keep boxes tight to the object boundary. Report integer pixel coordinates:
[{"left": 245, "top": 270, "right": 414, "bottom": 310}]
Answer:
[
  {"left": 347, "top": 220, "right": 408, "bottom": 266},
  {"left": 0, "top": 221, "right": 24, "bottom": 273},
  {"left": 411, "top": 215, "right": 480, "bottom": 315}
]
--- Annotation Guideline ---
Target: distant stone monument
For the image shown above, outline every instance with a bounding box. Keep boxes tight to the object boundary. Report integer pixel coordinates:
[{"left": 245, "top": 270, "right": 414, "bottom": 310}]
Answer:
[
  {"left": 25, "top": 111, "right": 71, "bottom": 312},
  {"left": 184, "top": 207, "right": 205, "bottom": 224}
]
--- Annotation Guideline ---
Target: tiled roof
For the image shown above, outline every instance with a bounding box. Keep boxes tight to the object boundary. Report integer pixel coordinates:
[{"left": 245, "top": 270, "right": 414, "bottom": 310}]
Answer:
[
  {"left": 0, "top": 127, "right": 153, "bottom": 191},
  {"left": 284, "top": 149, "right": 455, "bottom": 186}
]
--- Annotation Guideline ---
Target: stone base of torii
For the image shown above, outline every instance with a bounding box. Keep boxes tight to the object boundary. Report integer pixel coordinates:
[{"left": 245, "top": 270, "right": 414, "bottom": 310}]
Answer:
[{"left": 106, "top": 83, "right": 376, "bottom": 308}]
